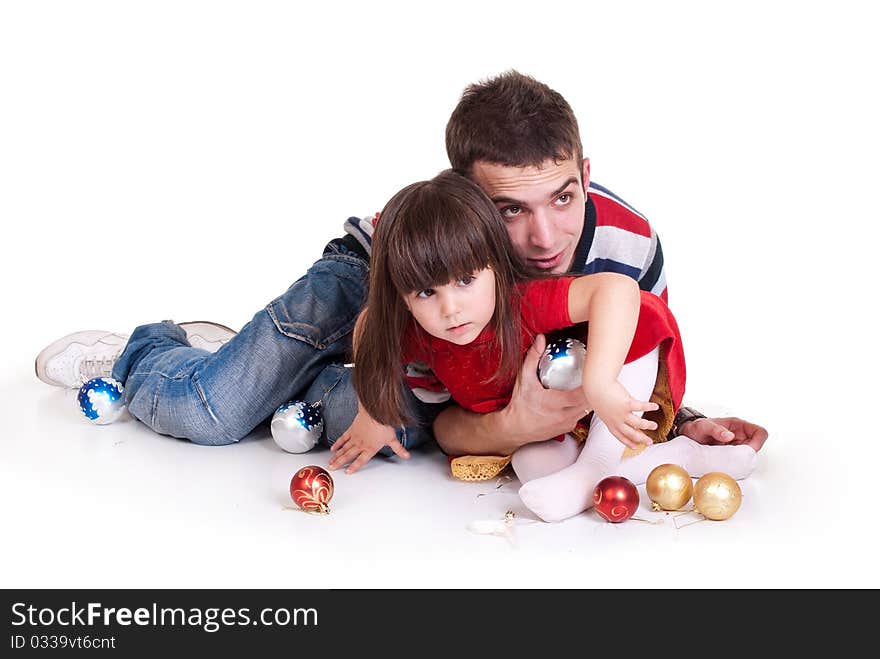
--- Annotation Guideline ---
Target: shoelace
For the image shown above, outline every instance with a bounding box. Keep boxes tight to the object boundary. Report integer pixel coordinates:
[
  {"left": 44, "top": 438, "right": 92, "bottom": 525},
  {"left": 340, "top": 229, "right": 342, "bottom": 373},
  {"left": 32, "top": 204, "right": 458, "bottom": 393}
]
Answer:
[{"left": 80, "top": 352, "right": 121, "bottom": 383}]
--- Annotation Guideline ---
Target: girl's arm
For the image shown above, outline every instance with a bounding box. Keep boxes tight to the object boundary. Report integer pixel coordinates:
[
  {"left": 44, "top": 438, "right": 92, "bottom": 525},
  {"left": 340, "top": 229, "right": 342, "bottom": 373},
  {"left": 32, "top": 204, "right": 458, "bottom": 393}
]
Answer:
[
  {"left": 567, "top": 273, "right": 659, "bottom": 449},
  {"left": 567, "top": 273, "right": 641, "bottom": 388}
]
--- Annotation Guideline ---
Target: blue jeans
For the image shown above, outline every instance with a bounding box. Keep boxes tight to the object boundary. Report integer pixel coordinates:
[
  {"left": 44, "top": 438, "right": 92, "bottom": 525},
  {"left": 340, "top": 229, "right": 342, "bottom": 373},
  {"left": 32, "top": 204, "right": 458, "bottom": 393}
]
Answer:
[{"left": 111, "top": 236, "right": 440, "bottom": 453}]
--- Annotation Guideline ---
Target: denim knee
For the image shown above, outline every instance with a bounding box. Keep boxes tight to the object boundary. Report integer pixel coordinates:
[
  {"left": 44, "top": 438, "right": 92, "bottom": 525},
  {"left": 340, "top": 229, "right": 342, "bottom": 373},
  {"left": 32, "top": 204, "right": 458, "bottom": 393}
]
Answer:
[
  {"left": 302, "top": 363, "right": 440, "bottom": 456},
  {"left": 301, "top": 364, "right": 358, "bottom": 448},
  {"left": 185, "top": 424, "right": 249, "bottom": 447}
]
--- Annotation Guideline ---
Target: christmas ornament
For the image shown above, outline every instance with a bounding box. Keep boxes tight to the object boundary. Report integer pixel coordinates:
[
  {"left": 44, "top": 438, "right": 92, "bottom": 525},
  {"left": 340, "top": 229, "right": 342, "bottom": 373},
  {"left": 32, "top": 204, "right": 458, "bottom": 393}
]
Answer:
[
  {"left": 538, "top": 337, "right": 586, "bottom": 390},
  {"left": 692, "top": 472, "right": 742, "bottom": 520},
  {"left": 77, "top": 377, "right": 125, "bottom": 425},
  {"left": 290, "top": 465, "right": 334, "bottom": 514},
  {"left": 271, "top": 400, "right": 324, "bottom": 453},
  {"left": 593, "top": 475, "right": 640, "bottom": 523},
  {"left": 646, "top": 463, "right": 693, "bottom": 511}
]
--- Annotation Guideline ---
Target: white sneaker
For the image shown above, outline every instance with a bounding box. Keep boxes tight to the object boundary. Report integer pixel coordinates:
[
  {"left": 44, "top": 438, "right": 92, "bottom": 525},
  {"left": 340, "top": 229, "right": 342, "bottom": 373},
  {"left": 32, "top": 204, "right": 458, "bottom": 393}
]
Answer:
[
  {"left": 35, "top": 330, "right": 129, "bottom": 389},
  {"left": 179, "top": 321, "right": 237, "bottom": 353},
  {"left": 35, "top": 322, "right": 237, "bottom": 389}
]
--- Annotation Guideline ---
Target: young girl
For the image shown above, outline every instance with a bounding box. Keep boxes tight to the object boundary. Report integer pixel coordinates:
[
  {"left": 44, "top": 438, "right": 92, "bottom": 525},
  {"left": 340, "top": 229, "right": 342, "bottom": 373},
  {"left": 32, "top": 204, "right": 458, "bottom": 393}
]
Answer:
[{"left": 334, "top": 170, "right": 756, "bottom": 522}]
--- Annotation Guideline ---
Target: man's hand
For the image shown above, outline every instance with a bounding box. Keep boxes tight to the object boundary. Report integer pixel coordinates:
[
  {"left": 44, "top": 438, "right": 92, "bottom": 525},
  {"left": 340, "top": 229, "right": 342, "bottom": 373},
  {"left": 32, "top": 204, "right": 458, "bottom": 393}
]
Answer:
[
  {"left": 679, "top": 416, "right": 769, "bottom": 452},
  {"left": 328, "top": 405, "right": 410, "bottom": 474},
  {"left": 500, "top": 334, "right": 590, "bottom": 445},
  {"left": 432, "top": 334, "right": 592, "bottom": 457}
]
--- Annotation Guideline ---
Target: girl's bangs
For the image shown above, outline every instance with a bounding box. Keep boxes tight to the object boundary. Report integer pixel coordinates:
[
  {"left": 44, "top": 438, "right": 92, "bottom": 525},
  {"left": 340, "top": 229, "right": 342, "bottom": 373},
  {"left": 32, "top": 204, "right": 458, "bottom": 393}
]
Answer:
[{"left": 387, "top": 205, "right": 495, "bottom": 295}]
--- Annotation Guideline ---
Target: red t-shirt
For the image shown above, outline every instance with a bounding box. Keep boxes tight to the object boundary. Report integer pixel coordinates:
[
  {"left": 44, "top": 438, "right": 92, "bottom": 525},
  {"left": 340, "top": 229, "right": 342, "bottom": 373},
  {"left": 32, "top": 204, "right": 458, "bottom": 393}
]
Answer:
[
  {"left": 401, "top": 276, "right": 686, "bottom": 414},
  {"left": 402, "top": 277, "right": 575, "bottom": 414}
]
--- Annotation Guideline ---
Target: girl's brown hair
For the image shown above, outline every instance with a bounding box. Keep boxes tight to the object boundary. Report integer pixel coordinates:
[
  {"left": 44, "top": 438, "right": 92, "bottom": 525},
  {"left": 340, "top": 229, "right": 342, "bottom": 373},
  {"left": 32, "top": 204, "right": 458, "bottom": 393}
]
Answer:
[{"left": 354, "top": 169, "right": 538, "bottom": 427}]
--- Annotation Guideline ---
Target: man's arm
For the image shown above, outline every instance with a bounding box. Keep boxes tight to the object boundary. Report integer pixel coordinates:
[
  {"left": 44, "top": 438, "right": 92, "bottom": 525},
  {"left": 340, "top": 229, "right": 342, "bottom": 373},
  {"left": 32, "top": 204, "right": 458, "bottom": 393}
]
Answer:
[
  {"left": 590, "top": 189, "right": 769, "bottom": 452},
  {"left": 432, "top": 334, "right": 587, "bottom": 456},
  {"left": 433, "top": 406, "right": 520, "bottom": 456},
  {"left": 641, "top": 237, "right": 769, "bottom": 451}
]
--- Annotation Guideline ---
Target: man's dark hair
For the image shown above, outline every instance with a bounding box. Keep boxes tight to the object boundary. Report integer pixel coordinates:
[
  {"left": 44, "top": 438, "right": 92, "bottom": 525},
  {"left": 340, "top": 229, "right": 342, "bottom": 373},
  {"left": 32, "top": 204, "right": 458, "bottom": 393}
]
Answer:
[{"left": 445, "top": 70, "right": 584, "bottom": 175}]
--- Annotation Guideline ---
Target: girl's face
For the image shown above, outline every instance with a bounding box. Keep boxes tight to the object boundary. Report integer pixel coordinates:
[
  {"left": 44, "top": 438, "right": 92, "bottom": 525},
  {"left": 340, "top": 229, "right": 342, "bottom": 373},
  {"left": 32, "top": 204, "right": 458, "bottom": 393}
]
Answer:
[{"left": 404, "top": 268, "right": 496, "bottom": 346}]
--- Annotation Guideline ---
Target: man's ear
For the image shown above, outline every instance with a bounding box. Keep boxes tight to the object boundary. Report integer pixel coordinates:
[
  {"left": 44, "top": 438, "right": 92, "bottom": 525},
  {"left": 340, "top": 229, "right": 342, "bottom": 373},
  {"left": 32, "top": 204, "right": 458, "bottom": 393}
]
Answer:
[{"left": 581, "top": 157, "right": 591, "bottom": 190}]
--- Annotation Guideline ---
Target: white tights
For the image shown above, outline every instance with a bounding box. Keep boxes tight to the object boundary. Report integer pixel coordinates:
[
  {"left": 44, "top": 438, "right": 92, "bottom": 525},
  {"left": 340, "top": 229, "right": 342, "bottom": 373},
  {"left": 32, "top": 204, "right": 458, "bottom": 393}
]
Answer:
[{"left": 513, "top": 348, "right": 757, "bottom": 522}]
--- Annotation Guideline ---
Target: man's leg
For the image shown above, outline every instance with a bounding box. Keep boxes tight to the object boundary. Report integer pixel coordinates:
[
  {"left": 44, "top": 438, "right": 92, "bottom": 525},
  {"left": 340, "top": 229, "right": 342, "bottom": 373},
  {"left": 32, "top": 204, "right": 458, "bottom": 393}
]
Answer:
[
  {"left": 114, "top": 237, "right": 370, "bottom": 445},
  {"left": 41, "top": 237, "right": 369, "bottom": 446}
]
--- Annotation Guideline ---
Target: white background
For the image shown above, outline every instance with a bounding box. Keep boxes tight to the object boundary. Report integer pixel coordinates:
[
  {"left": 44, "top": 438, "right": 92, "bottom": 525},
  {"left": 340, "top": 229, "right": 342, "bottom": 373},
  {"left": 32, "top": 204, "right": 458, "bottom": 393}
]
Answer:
[{"left": 1, "top": 1, "right": 878, "bottom": 588}]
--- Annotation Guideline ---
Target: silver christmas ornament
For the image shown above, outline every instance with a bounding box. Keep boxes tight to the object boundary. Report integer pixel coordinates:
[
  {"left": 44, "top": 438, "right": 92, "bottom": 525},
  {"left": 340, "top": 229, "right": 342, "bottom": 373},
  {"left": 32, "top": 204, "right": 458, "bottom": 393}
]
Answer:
[
  {"left": 537, "top": 337, "right": 586, "bottom": 390},
  {"left": 270, "top": 400, "right": 324, "bottom": 453},
  {"left": 77, "top": 376, "right": 126, "bottom": 425}
]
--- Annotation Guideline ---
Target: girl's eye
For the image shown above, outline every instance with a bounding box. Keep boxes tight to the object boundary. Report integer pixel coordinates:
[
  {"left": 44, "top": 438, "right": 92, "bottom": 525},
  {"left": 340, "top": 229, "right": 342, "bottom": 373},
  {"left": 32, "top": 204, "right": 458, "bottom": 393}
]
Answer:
[
  {"left": 457, "top": 274, "right": 475, "bottom": 287},
  {"left": 416, "top": 288, "right": 434, "bottom": 299}
]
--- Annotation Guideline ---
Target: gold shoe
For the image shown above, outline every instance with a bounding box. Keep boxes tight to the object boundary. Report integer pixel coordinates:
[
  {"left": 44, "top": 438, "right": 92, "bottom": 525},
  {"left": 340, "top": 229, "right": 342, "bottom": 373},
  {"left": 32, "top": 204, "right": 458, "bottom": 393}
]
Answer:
[{"left": 450, "top": 455, "right": 512, "bottom": 482}]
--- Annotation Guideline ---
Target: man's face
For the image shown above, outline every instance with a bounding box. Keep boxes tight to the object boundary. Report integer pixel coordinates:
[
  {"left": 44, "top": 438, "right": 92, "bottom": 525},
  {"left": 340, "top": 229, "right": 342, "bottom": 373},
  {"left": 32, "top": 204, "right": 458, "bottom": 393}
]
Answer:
[{"left": 470, "top": 157, "right": 590, "bottom": 274}]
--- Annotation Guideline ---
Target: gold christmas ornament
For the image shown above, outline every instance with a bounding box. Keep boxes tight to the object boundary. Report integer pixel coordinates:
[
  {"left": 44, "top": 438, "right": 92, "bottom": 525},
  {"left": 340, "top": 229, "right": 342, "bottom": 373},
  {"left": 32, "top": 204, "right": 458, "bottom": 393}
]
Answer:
[
  {"left": 692, "top": 472, "right": 742, "bottom": 520},
  {"left": 646, "top": 463, "right": 693, "bottom": 511}
]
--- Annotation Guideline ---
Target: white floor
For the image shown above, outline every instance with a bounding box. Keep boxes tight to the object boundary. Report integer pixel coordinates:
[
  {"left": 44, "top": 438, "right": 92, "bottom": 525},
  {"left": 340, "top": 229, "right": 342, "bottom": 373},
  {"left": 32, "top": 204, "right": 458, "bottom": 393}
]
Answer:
[
  {"left": 2, "top": 1, "right": 878, "bottom": 589},
  {"left": 2, "top": 366, "right": 877, "bottom": 589}
]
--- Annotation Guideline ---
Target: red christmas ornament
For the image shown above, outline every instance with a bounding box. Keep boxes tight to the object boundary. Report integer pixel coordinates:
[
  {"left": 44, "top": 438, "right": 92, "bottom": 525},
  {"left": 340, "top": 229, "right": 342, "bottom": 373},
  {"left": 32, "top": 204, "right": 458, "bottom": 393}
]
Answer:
[
  {"left": 593, "top": 476, "right": 639, "bottom": 523},
  {"left": 290, "top": 465, "right": 334, "bottom": 514}
]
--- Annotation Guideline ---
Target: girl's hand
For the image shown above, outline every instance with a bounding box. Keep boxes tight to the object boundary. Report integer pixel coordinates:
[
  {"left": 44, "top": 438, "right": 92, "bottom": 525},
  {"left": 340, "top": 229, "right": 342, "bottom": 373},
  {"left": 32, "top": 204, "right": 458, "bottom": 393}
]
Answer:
[
  {"left": 328, "top": 407, "right": 410, "bottom": 474},
  {"left": 585, "top": 380, "right": 659, "bottom": 450}
]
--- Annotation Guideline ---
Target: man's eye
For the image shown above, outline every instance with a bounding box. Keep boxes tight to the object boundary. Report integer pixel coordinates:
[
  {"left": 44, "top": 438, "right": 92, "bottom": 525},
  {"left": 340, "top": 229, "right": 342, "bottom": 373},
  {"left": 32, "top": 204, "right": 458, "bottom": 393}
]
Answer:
[
  {"left": 555, "top": 193, "right": 571, "bottom": 206},
  {"left": 501, "top": 206, "right": 522, "bottom": 218}
]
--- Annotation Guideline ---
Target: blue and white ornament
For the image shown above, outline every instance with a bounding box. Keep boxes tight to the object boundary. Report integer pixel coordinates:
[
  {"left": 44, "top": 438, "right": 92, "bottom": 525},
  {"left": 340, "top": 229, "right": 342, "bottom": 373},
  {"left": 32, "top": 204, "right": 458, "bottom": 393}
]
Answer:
[
  {"left": 77, "top": 376, "right": 126, "bottom": 425},
  {"left": 270, "top": 400, "right": 324, "bottom": 454},
  {"left": 537, "top": 337, "right": 587, "bottom": 390}
]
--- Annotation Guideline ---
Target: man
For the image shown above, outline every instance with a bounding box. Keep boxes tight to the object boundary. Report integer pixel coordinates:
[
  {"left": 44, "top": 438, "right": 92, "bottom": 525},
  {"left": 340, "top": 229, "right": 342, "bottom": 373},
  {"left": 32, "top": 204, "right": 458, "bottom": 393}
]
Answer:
[
  {"left": 35, "top": 71, "right": 767, "bottom": 472},
  {"left": 328, "top": 71, "right": 767, "bottom": 473}
]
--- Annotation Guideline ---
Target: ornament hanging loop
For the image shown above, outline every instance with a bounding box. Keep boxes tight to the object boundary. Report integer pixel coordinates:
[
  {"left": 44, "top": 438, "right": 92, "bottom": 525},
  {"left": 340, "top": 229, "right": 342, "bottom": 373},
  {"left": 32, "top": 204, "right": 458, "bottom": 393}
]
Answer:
[{"left": 672, "top": 510, "right": 706, "bottom": 529}]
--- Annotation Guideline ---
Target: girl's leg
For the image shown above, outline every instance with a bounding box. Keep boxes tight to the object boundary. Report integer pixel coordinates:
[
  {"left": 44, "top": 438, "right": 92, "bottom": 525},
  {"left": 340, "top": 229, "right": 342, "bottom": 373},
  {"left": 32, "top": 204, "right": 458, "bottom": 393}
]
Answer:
[
  {"left": 616, "top": 436, "right": 757, "bottom": 484},
  {"left": 511, "top": 435, "right": 581, "bottom": 484},
  {"left": 518, "top": 348, "right": 660, "bottom": 522}
]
